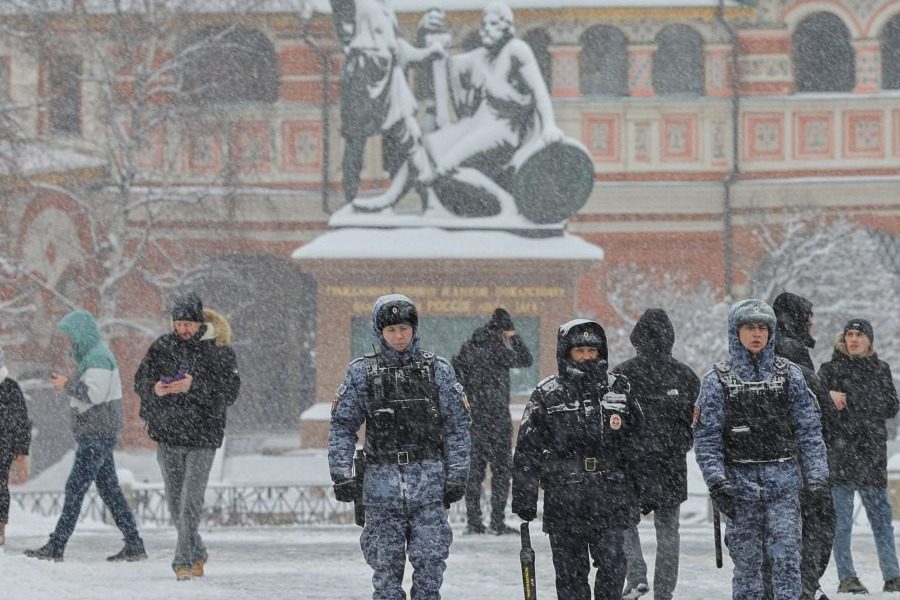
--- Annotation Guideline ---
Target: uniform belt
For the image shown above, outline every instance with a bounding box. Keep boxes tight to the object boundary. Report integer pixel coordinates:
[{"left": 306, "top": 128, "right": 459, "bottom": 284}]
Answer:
[
  {"left": 365, "top": 448, "right": 442, "bottom": 465},
  {"left": 552, "top": 456, "right": 610, "bottom": 474}
]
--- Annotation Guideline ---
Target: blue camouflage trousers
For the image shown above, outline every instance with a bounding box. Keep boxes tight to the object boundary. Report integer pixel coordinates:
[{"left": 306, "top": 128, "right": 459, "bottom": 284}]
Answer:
[
  {"left": 727, "top": 492, "right": 801, "bottom": 600},
  {"left": 361, "top": 502, "right": 453, "bottom": 600}
]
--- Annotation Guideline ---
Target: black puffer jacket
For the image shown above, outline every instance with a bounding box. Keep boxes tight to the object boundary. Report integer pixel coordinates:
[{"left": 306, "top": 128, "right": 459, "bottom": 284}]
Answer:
[
  {"left": 0, "top": 374, "right": 30, "bottom": 458},
  {"left": 135, "top": 310, "right": 241, "bottom": 449},
  {"left": 818, "top": 339, "right": 899, "bottom": 488},
  {"left": 451, "top": 324, "right": 532, "bottom": 437},
  {"left": 612, "top": 309, "right": 699, "bottom": 508}
]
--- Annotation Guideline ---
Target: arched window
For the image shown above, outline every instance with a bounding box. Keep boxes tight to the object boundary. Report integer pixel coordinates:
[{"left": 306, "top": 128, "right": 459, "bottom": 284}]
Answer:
[
  {"left": 179, "top": 26, "right": 278, "bottom": 104},
  {"left": 524, "top": 28, "right": 553, "bottom": 90},
  {"left": 882, "top": 14, "right": 900, "bottom": 90},
  {"left": 579, "top": 26, "right": 628, "bottom": 96},
  {"left": 793, "top": 13, "right": 855, "bottom": 93},
  {"left": 653, "top": 24, "right": 705, "bottom": 96}
]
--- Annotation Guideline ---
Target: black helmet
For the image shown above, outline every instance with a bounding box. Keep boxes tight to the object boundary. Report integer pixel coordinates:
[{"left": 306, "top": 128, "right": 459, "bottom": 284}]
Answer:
[{"left": 375, "top": 296, "right": 418, "bottom": 332}]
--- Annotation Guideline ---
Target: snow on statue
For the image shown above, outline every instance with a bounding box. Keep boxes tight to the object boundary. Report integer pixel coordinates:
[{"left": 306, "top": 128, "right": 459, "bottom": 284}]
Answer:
[{"left": 330, "top": 1, "right": 594, "bottom": 227}]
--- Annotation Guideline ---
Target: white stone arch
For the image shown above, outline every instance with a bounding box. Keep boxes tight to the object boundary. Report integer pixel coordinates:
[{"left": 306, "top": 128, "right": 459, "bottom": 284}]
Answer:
[
  {"left": 781, "top": 1, "right": 865, "bottom": 39},
  {"left": 867, "top": 1, "right": 900, "bottom": 38}
]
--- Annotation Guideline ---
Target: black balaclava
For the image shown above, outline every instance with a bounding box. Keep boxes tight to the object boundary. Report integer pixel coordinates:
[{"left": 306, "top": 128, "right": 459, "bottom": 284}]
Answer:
[{"left": 557, "top": 319, "right": 608, "bottom": 385}]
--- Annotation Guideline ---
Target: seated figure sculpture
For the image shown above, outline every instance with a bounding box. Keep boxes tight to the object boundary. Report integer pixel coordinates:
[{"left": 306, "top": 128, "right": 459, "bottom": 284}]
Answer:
[{"left": 349, "top": 2, "right": 593, "bottom": 225}]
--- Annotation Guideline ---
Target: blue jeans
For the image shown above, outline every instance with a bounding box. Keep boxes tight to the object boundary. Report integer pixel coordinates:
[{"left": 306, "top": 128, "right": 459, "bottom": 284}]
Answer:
[
  {"left": 51, "top": 438, "right": 141, "bottom": 549},
  {"left": 831, "top": 485, "right": 900, "bottom": 581}
]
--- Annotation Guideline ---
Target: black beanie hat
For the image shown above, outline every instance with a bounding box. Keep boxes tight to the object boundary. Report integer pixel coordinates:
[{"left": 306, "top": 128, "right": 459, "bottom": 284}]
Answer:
[
  {"left": 172, "top": 292, "right": 204, "bottom": 322},
  {"left": 488, "top": 307, "right": 514, "bottom": 331},
  {"left": 843, "top": 318, "right": 874, "bottom": 342}
]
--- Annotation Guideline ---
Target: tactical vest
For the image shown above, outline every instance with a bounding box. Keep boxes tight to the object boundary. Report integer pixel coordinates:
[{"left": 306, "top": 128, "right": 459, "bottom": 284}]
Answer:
[
  {"left": 715, "top": 357, "right": 797, "bottom": 464},
  {"left": 537, "top": 374, "right": 633, "bottom": 487},
  {"left": 363, "top": 351, "right": 444, "bottom": 465}
]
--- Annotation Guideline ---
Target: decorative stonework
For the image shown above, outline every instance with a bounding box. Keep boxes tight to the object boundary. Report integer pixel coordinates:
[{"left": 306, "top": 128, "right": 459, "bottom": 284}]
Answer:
[
  {"left": 740, "top": 55, "right": 792, "bottom": 82},
  {"left": 661, "top": 115, "right": 698, "bottom": 162},
  {"left": 705, "top": 45, "right": 732, "bottom": 97},
  {"left": 633, "top": 120, "right": 652, "bottom": 163},
  {"left": 793, "top": 112, "right": 834, "bottom": 160},
  {"left": 744, "top": 112, "right": 785, "bottom": 161},
  {"left": 853, "top": 40, "right": 881, "bottom": 93},
  {"left": 711, "top": 119, "right": 728, "bottom": 166},
  {"left": 628, "top": 46, "right": 654, "bottom": 97},
  {"left": 843, "top": 111, "right": 884, "bottom": 158},
  {"left": 550, "top": 47, "right": 580, "bottom": 97},
  {"left": 185, "top": 129, "right": 223, "bottom": 173},
  {"left": 583, "top": 114, "right": 621, "bottom": 162},
  {"left": 282, "top": 121, "right": 322, "bottom": 172},
  {"left": 232, "top": 121, "right": 272, "bottom": 173}
]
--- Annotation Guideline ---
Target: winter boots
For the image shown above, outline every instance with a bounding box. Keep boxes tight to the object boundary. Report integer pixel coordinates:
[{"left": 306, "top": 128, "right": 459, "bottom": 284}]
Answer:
[
  {"left": 175, "top": 566, "right": 193, "bottom": 581},
  {"left": 107, "top": 539, "right": 148, "bottom": 562},
  {"left": 191, "top": 550, "right": 208, "bottom": 577},
  {"left": 837, "top": 576, "right": 869, "bottom": 594},
  {"left": 884, "top": 577, "right": 900, "bottom": 593},
  {"left": 622, "top": 581, "right": 650, "bottom": 600},
  {"left": 464, "top": 522, "right": 486, "bottom": 535},
  {"left": 488, "top": 522, "right": 517, "bottom": 535},
  {"left": 24, "top": 541, "right": 64, "bottom": 562}
]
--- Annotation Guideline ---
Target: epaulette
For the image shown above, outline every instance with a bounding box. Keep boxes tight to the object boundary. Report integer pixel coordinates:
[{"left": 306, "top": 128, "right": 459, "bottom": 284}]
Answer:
[{"left": 774, "top": 356, "right": 790, "bottom": 372}]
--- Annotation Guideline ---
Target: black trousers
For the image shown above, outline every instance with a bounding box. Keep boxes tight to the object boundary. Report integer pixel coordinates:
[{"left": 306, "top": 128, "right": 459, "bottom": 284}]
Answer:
[
  {"left": 0, "top": 452, "right": 13, "bottom": 523},
  {"left": 465, "top": 427, "right": 511, "bottom": 528},
  {"left": 549, "top": 526, "right": 626, "bottom": 600}
]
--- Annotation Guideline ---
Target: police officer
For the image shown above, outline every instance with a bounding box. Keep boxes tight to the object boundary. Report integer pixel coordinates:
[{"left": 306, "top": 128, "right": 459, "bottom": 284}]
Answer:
[
  {"left": 512, "top": 319, "right": 643, "bottom": 600},
  {"left": 328, "top": 294, "right": 471, "bottom": 600},
  {"left": 694, "top": 299, "right": 829, "bottom": 600}
]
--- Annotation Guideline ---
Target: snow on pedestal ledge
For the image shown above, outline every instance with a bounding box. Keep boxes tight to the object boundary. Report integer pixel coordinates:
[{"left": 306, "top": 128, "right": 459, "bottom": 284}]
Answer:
[{"left": 291, "top": 227, "right": 604, "bottom": 261}]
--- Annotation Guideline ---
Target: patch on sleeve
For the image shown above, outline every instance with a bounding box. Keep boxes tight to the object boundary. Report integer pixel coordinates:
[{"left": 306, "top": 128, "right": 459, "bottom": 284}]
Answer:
[
  {"left": 331, "top": 384, "right": 347, "bottom": 415},
  {"left": 692, "top": 405, "right": 700, "bottom": 425}
]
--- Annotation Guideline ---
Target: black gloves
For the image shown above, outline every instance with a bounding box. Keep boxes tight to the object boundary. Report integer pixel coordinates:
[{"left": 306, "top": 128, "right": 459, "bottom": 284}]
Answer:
[
  {"left": 710, "top": 481, "right": 736, "bottom": 519},
  {"left": 443, "top": 481, "right": 466, "bottom": 509},
  {"left": 333, "top": 479, "right": 361, "bottom": 503}
]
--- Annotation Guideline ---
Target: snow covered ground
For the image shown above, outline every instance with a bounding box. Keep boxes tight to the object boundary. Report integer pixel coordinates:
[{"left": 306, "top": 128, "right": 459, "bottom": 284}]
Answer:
[{"left": 3, "top": 504, "right": 900, "bottom": 599}]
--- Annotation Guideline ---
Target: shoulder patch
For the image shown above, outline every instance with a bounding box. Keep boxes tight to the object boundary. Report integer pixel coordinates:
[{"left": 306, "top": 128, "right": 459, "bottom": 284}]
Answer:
[
  {"left": 537, "top": 375, "right": 557, "bottom": 391},
  {"left": 331, "top": 383, "right": 348, "bottom": 415}
]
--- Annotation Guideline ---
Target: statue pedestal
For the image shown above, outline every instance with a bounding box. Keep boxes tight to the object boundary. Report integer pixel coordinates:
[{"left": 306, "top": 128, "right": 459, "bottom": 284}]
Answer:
[{"left": 292, "top": 227, "right": 603, "bottom": 448}]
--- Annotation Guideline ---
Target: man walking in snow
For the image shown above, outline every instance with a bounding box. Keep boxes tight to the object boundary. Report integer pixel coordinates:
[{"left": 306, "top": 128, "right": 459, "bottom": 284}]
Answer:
[
  {"left": 452, "top": 307, "right": 532, "bottom": 535},
  {"left": 134, "top": 292, "right": 240, "bottom": 581},
  {"left": 694, "top": 299, "right": 828, "bottom": 600},
  {"left": 25, "top": 310, "right": 146, "bottom": 563},
  {"left": 613, "top": 309, "right": 699, "bottom": 600}
]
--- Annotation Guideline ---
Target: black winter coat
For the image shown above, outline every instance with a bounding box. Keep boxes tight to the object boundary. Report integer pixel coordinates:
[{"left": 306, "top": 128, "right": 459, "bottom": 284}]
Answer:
[
  {"left": 818, "top": 343, "right": 899, "bottom": 488},
  {"left": 512, "top": 372, "right": 643, "bottom": 534},
  {"left": 452, "top": 326, "right": 532, "bottom": 436},
  {"left": 135, "top": 312, "right": 240, "bottom": 449},
  {"left": 612, "top": 309, "right": 699, "bottom": 508},
  {"left": 0, "top": 376, "right": 30, "bottom": 458}
]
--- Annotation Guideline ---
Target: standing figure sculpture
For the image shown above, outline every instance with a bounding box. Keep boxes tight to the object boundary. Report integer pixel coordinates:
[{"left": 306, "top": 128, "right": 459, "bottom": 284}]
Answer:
[{"left": 329, "top": 0, "right": 444, "bottom": 211}]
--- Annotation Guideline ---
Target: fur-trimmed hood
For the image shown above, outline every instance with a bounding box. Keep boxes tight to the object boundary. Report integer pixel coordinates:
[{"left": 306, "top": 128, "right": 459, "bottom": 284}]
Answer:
[
  {"left": 171, "top": 308, "right": 232, "bottom": 346},
  {"left": 832, "top": 333, "right": 876, "bottom": 359}
]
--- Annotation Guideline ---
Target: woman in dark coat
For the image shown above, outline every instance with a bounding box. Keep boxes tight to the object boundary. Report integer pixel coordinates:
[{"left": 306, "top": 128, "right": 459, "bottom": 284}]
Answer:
[
  {"left": 0, "top": 345, "right": 31, "bottom": 545},
  {"left": 818, "top": 319, "right": 900, "bottom": 594}
]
